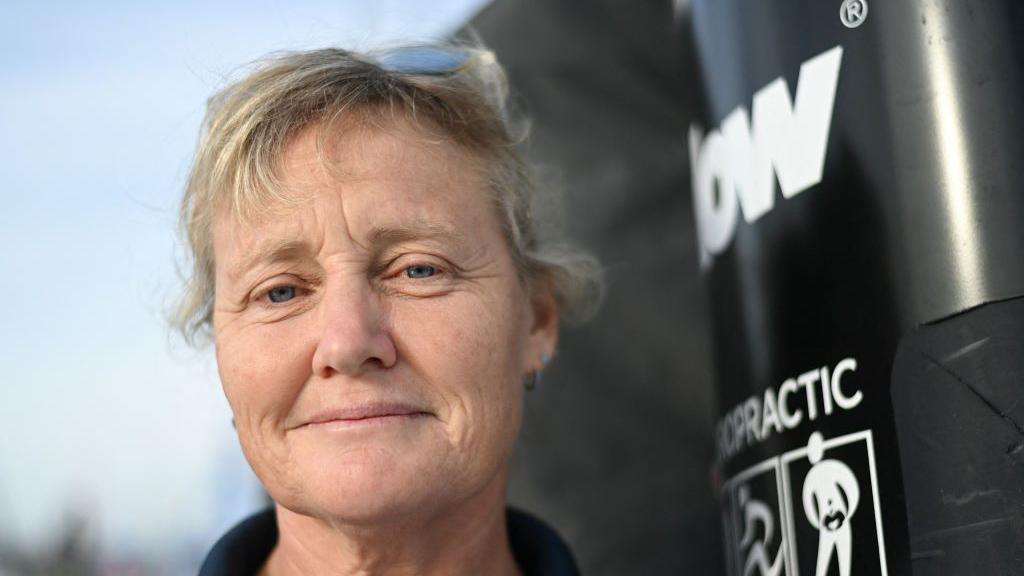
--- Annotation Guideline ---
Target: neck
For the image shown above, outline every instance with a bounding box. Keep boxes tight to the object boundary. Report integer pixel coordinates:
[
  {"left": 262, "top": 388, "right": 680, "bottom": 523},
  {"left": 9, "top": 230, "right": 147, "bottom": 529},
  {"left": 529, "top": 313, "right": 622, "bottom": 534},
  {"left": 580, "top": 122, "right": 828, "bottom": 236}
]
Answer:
[{"left": 260, "top": 477, "right": 521, "bottom": 576}]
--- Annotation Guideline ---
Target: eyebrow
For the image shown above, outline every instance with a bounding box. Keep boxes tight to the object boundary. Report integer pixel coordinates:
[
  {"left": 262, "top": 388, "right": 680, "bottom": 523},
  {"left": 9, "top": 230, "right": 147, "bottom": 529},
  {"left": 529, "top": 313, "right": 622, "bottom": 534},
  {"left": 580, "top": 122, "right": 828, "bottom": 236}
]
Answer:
[
  {"left": 364, "top": 221, "right": 465, "bottom": 248},
  {"left": 227, "top": 222, "right": 466, "bottom": 282},
  {"left": 227, "top": 239, "right": 313, "bottom": 283}
]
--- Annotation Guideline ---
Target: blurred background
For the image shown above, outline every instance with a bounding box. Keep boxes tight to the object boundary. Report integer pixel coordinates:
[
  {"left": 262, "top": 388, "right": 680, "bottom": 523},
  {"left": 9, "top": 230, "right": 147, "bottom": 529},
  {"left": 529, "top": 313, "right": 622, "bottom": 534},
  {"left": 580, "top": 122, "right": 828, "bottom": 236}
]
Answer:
[{"left": 1, "top": 1, "right": 720, "bottom": 574}]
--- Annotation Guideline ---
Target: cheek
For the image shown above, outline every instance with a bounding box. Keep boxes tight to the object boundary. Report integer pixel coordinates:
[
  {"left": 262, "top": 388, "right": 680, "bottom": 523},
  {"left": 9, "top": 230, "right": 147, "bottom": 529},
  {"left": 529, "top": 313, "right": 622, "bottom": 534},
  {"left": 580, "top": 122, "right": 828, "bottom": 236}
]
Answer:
[
  {"left": 215, "top": 316, "right": 318, "bottom": 500},
  {"left": 216, "top": 316, "right": 315, "bottom": 429},
  {"left": 393, "top": 289, "right": 528, "bottom": 459}
]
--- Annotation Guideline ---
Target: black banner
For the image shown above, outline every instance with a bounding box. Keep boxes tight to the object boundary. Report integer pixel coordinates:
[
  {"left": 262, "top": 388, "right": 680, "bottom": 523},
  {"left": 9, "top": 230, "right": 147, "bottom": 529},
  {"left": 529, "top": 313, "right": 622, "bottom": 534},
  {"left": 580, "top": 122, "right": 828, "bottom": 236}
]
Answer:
[{"left": 690, "top": 1, "right": 1024, "bottom": 574}]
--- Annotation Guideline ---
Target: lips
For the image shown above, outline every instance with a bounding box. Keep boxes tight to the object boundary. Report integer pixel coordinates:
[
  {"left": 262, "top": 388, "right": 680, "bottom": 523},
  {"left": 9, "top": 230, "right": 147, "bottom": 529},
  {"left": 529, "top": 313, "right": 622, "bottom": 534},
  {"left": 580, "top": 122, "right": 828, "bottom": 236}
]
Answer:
[
  {"left": 298, "top": 402, "right": 431, "bottom": 429},
  {"left": 823, "top": 510, "right": 846, "bottom": 531}
]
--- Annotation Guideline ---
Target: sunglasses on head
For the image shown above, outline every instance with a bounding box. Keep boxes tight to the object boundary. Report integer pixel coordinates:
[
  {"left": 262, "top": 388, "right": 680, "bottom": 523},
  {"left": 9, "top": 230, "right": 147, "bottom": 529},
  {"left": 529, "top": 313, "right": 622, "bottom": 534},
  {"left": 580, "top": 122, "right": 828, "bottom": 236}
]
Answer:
[{"left": 374, "top": 46, "right": 487, "bottom": 76}]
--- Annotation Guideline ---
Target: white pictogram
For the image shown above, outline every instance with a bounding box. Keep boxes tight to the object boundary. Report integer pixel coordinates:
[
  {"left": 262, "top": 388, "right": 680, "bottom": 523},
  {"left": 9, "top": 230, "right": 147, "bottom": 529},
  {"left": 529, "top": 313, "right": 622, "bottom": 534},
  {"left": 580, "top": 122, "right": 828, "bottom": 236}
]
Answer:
[
  {"left": 738, "top": 485, "right": 785, "bottom": 576},
  {"left": 721, "top": 429, "right": 888, "bottom": 576},
  {"left": 802, "top": 432, "right": 860, "bottom": 576}
]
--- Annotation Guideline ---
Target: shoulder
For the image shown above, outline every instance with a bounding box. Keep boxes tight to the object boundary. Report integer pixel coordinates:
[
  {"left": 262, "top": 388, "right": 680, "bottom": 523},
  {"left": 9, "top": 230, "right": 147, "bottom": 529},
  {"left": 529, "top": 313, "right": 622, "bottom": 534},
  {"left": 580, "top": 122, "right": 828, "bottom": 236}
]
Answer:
[
  {"left": 198, "top": 508, "right": 277, "bottom": 576},
  {"left": 507, "top": 507, "right": 581, "bottom": 576}
]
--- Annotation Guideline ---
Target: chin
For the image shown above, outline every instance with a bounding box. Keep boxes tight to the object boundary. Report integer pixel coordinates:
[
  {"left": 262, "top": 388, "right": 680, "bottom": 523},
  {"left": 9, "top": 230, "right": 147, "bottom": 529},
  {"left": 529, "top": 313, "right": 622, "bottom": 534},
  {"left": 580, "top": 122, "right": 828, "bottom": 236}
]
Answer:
[{"left": 280, "top": 445, "right": 452, "bottom": 525}]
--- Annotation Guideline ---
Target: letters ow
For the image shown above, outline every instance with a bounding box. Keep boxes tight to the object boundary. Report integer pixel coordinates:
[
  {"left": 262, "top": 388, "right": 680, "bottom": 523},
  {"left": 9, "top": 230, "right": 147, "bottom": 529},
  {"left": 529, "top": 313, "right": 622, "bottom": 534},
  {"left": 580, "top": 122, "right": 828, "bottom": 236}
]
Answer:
[{"left": 689, "top": 46, "right": 844, "bottom": 268}]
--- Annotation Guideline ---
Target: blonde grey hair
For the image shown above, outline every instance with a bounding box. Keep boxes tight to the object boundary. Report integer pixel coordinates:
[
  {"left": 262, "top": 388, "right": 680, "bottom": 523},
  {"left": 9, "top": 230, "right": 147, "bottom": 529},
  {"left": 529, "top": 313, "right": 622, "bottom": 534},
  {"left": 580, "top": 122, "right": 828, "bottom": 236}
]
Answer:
[{"left": 173, "top": 45, "right": 603, "bottom": 343}]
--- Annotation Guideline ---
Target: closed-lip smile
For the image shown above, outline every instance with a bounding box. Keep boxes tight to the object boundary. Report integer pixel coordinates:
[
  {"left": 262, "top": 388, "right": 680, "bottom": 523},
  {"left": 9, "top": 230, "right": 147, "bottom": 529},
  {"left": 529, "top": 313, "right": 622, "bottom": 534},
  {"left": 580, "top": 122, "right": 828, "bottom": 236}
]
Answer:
[{"left": 298, "top": 402, "right": 431, "bottom": 430}]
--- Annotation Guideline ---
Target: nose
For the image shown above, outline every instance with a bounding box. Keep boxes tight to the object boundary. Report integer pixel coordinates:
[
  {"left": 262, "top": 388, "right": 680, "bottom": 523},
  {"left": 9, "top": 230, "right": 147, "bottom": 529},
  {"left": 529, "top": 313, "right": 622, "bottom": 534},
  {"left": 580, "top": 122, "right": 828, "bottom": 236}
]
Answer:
[{"left": 311, "top": 278, "right": 397, "bottom": 379}]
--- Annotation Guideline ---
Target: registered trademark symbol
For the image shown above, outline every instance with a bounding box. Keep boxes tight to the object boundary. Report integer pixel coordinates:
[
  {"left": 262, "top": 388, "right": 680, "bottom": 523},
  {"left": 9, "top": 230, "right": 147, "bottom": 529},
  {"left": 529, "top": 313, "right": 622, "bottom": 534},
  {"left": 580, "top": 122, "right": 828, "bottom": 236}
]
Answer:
[{"left": 840, "top": 0, "right": 868, "bottom": 28}]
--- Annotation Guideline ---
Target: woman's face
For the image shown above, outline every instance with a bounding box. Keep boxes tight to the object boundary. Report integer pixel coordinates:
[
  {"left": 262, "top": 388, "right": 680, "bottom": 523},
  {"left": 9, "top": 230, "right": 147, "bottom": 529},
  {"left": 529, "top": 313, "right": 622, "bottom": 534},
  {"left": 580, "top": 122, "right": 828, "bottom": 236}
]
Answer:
[{"left": 211, "top": 118, "right": 557, "bottom": 523}]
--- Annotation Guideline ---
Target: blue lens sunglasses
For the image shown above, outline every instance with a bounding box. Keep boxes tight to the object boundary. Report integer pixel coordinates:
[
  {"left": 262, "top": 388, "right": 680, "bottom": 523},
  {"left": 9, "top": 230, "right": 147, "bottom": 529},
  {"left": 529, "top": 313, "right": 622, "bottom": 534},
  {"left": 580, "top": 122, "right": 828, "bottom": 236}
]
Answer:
[{"left": 374, "top": 46, "right": 488, "bottom": 75}]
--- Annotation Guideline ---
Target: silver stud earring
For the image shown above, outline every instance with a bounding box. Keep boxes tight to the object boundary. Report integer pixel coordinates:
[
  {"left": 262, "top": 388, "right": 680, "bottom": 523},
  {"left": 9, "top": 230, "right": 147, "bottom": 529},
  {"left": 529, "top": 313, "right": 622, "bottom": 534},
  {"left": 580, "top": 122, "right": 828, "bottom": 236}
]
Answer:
[
  {"left": 525, "top": 354, "right": 553, "bottom": 391},
  {"left": 525, "top": 370, "right": 540, "bottom": 391}
]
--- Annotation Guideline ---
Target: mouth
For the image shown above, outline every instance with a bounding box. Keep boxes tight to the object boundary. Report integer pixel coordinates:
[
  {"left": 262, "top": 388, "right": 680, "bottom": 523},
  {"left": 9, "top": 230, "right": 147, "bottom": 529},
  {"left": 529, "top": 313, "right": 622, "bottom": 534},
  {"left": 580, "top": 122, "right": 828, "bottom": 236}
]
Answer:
[
  {"left": 298, "top": 402, "right": 432, "bottom": 430},
  {"left": 823, "top": 510, "right": 846, "bottom": 531}
]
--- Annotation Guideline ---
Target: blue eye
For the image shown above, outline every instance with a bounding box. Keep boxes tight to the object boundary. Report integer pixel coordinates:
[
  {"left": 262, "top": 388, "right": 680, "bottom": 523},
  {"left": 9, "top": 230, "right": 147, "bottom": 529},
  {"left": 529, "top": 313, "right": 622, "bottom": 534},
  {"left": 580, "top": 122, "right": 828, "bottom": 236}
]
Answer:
[
  {"left": 267, "top": 286, "right": 296, "bottom": 303},
  {"left": 406, "top": 265, "right": 436, "bottom": 279}
]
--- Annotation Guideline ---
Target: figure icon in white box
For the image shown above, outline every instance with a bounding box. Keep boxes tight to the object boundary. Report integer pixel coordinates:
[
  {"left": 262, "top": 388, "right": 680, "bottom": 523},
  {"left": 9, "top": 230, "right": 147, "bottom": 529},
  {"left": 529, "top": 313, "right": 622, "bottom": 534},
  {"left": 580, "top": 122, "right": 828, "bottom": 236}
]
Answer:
[
  {"left": 802, "top": 432, "right": 860, "bottom": 576},
  {"left": 737, "top": 484, "right": 785, "bottom": 576}
]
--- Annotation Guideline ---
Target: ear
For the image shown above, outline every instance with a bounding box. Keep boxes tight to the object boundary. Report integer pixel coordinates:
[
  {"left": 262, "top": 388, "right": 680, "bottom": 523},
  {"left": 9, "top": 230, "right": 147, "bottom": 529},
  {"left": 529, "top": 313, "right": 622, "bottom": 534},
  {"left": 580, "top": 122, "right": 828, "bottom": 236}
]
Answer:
[{"left": 525, "top": 273, "right": 559, "bottom": 372}]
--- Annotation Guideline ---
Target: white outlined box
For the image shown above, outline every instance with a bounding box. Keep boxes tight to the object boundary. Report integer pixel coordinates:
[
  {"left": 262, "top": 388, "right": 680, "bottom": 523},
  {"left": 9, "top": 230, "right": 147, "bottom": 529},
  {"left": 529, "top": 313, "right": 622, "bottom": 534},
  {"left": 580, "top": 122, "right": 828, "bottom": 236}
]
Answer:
[{"left": 720, "top": 429, "right": 888, "bottom": 576}]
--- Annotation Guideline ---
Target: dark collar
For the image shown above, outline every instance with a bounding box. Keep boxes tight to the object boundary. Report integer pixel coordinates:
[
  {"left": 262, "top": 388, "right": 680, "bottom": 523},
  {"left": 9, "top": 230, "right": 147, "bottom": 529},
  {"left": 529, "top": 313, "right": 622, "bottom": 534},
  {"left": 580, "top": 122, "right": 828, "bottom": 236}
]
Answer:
[{"left": 199, "top": 507, "right": 580, "bottom": 576}]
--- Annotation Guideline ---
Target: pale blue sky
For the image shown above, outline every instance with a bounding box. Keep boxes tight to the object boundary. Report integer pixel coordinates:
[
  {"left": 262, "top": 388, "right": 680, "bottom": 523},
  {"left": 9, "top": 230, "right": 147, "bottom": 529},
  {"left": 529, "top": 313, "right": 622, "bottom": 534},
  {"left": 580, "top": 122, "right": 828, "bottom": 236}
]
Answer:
[{"left": 0, "top": 0, "right": 489, "bottom": 567}]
